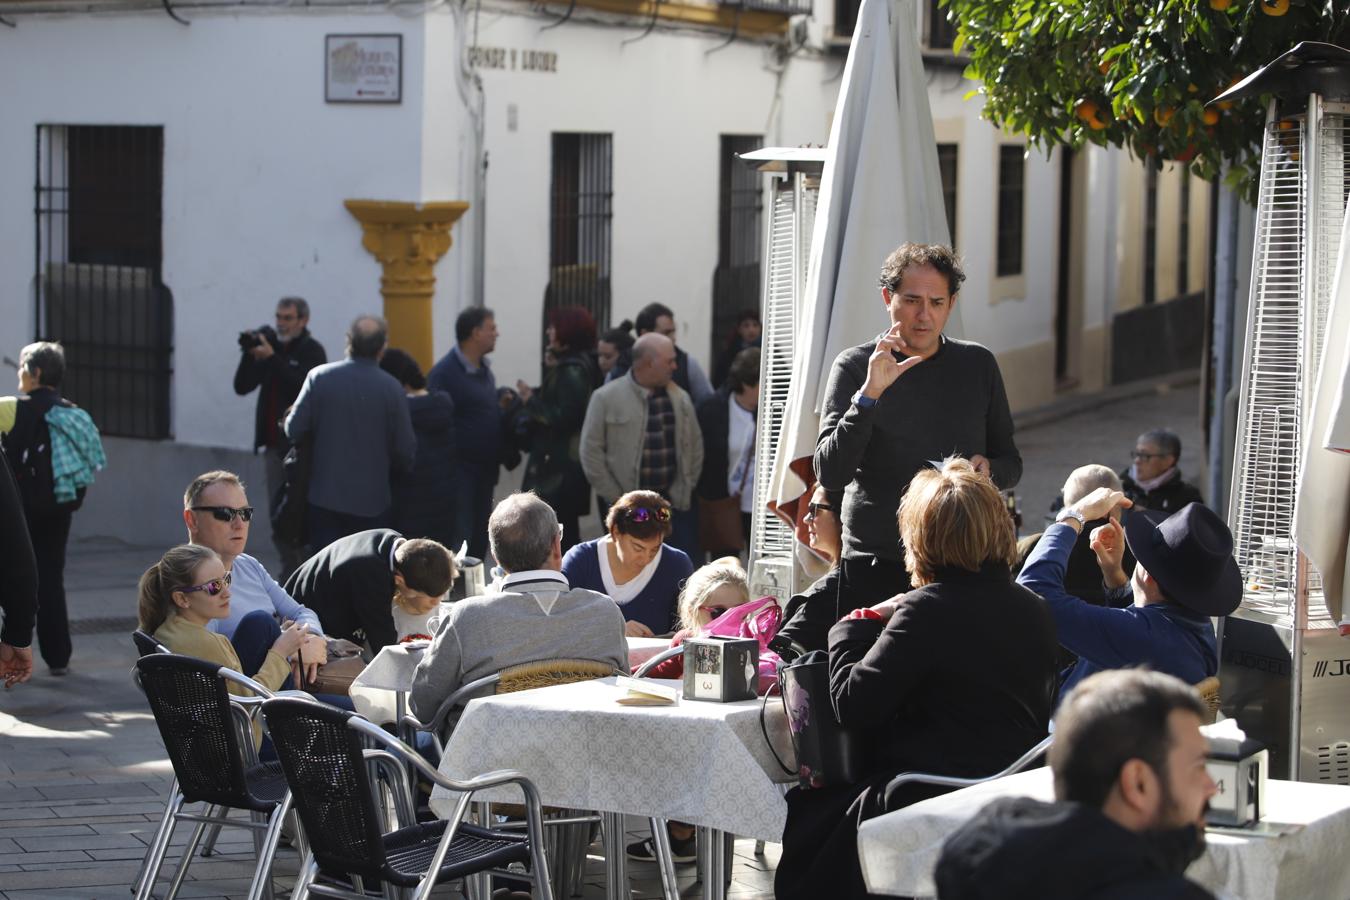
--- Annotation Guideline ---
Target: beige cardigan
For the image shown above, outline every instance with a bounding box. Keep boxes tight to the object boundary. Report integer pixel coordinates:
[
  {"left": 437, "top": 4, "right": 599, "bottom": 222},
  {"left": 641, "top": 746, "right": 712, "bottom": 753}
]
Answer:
[{"left": 579, "top": 374, "right": 703, "bottom": 509}]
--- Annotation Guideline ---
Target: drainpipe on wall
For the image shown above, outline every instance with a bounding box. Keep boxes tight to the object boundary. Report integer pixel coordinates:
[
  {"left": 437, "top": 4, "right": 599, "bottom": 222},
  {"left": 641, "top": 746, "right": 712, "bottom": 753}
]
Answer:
[{"left": 449, "top": 0, "right": 487, "bottom": 310}]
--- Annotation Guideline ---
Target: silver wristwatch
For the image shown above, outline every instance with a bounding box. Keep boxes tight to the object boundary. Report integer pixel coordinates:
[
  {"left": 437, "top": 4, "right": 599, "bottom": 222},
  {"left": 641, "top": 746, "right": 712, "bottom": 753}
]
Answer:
[{"left": 1055, "top": 508, "right": 1087, "bottom": 528}]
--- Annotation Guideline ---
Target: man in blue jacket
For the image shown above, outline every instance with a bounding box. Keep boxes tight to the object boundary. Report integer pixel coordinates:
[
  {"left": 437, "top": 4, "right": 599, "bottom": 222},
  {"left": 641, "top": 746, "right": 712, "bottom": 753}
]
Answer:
[{"left": 1018, "top": 488, "right": 1241, "bottom": 700}]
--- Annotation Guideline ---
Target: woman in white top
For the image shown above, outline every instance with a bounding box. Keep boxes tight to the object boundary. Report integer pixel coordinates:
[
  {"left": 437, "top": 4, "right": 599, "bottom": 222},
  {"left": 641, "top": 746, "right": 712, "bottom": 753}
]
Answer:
[{"left": 560, "top": 491, "right": 694, "bottom": 636}]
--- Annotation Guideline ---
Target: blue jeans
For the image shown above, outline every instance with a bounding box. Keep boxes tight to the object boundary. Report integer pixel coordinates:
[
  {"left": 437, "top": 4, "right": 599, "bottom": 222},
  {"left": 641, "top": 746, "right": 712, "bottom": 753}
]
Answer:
[{"left": 230, "top": 610, "right": 354, "bottom": 710}]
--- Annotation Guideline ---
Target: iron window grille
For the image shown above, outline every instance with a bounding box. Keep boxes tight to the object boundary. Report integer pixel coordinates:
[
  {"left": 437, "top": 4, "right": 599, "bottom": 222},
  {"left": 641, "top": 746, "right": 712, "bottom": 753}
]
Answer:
[
  {"left": 996, "top": 145, "right": 1025, "bottom": 277},
  {"left": 546, "top": 133, "right": 613, "bottom": 332},
  {"left": 712, "top": 135, "right": 764, "bottom": 367},
  {"left": 936, "top": 143, "right": 959, "bottom": 247},
  {"left": 34, "top": 124, "right": 173, "bottom": 440},
  {"left": 926, "top": 0, "right": 957, "bottom": 50}
]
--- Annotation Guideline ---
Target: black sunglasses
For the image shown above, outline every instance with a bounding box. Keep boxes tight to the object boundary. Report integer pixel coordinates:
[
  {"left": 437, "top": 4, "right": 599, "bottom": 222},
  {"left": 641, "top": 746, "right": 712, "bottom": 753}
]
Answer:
[
  {"left": 806, "top": 502, "right": 835, "bottom": 517},
  {"left": 192, "top": 505, "right": 255, "bottom": 523}
]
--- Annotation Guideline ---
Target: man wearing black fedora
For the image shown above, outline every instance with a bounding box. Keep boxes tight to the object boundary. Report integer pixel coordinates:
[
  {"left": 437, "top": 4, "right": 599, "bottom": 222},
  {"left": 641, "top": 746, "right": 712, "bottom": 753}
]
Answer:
[{"left": 1018, "top": 487, "right": 1241, "bottom": 700}]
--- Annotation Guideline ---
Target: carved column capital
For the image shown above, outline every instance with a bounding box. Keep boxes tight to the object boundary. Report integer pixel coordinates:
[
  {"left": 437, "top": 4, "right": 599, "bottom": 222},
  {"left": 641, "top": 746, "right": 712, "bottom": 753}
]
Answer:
[{"left": 345, "top": 199, "right": 470, "bottom": 371}]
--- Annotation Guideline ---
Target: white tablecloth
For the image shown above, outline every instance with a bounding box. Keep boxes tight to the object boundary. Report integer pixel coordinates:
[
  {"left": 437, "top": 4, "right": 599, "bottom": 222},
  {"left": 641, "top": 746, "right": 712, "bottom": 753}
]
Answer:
[
  {"left": 428, "top": 677, "right": 796, "bottom": 842},
  {"left": 857, "top": 766, "right": 1350, "bottom": 900},
  {"left": 348, "top": 636, "right": 671, "bottom": 724}
]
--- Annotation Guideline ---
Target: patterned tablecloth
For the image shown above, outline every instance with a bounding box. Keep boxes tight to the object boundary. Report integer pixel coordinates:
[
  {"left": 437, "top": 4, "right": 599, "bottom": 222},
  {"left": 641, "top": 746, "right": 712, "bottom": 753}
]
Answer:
[
  {"left": 349, "top": 636, "right": 672, "bottom": 724},
  {"left": 428, "top": 677, "right": 797, "bottom": 842},
  {"left": 858, "top": 766, "right": 1350, "bottom": 900}
]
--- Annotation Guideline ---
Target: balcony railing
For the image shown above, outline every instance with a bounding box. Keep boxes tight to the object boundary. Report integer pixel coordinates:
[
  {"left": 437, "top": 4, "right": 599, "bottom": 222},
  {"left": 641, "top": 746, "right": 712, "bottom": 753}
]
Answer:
[{"left": 720, "top": 0, "right": 813, "bottom": 16}]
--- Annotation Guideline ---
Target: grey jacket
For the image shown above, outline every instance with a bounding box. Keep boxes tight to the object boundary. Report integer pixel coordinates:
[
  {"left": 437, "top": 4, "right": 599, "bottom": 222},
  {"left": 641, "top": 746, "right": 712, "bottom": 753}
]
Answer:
[
  {"left": 579, "top": 374, "right": 704, "bottom": 509},
  {"left": 284, "top": 357, "right": 417, "bottom": 518},
  {"left": 409, "top": 569, "right": 627, "bottom": 721}
]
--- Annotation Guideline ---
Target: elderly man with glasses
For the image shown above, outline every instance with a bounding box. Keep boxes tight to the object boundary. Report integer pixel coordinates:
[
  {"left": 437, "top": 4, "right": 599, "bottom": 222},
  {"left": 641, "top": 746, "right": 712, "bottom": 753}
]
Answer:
[
  {"left": 183, "top": 469, "right": 328, "bottom": 682},
  {"left": 1119, "top": 428, "right": 1205, "bottom": 514}
]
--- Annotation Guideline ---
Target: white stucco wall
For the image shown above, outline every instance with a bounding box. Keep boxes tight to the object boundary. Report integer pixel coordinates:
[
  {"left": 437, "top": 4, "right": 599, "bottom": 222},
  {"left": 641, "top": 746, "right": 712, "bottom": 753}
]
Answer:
[{"left": 0, "top": 11, "right": 451, "bottom": 452}]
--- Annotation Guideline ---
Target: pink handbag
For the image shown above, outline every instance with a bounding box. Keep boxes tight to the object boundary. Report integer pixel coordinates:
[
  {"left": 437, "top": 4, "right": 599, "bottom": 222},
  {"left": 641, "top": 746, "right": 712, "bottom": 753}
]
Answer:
[{"left": 703, "top": 596, "right": 783, "bottom": 694}]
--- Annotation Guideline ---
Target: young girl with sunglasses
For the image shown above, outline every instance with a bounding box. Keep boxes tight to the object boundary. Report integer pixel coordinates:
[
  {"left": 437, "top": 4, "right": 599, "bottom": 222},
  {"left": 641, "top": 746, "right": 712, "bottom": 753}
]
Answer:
[{"left": 137, "top": 544, "right": 308, "bottom": 698}]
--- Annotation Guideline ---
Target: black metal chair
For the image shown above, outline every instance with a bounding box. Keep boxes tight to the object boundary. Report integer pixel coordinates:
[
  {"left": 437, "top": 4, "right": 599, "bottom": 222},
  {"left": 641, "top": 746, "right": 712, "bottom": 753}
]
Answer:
[
  {"left": 261, "top": 695, "right": 555, "bottom": 900},
  {"left": 132, "top": 629, "right": 171, "bottom": 657},
  {"left": 133, "top": 653, "right": 291, "bottom": 900},
  {"left": 882, "top": 733, "right": 1055, "bottom": 810}
]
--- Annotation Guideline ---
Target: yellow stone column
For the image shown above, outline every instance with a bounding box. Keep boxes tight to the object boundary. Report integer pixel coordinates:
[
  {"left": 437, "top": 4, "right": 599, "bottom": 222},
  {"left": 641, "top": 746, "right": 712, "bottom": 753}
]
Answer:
[{"left": 344, "top": 199, "right": 470, "bottom": 372}]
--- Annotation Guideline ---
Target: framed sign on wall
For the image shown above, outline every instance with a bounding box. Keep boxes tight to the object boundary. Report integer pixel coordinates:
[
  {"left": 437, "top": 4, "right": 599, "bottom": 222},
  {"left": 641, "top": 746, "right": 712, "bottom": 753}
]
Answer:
[{"left": 325, "top": 34, "right": 402, "bottom": 104}]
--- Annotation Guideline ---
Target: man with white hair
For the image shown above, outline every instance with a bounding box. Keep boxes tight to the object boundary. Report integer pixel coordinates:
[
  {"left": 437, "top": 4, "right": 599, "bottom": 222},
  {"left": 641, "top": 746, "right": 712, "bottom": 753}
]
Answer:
[{"left": 409, "top": 492, "right": 626, "bottom": 723}]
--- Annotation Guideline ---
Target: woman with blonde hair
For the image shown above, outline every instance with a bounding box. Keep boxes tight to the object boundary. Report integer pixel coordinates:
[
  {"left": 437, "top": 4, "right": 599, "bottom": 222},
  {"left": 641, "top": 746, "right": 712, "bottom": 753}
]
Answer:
[
  {"left": 775, "top": 458, "right": 1059, "bottom": 900},
  {"left": 138, "top": 543, "right": 308, "bottom": 698}
]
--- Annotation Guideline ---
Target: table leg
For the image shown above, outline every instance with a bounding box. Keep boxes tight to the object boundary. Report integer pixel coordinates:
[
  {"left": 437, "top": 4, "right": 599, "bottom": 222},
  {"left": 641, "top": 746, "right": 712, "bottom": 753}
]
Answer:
[
  {"left": 698, "top": 827, "right": 727, "bottom": 900},
  {"left": 648, "top": 818, "right": 680, "bottom": 900},
  {"left": 602, "top": 812, "right": 629, "bottom": 900}
]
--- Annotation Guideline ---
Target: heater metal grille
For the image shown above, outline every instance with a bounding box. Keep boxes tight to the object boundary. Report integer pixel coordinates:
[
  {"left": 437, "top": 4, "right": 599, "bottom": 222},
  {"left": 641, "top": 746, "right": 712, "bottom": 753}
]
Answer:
[
  {"left": 750, "top": 173, "right": 817, "bottom": 594},
  {"left": 1229, "top": 105, "right": 1349, "bottom": 623}
]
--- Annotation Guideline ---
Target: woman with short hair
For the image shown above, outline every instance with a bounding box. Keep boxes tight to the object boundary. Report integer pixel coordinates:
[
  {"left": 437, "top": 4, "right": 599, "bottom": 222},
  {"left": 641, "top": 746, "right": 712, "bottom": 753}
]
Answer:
[
  {"left": 561, "top": 491, "right": 694, "bottom": 637},
  {"left": 775, "top": 457, "right": 1059, "bottom": 900}
]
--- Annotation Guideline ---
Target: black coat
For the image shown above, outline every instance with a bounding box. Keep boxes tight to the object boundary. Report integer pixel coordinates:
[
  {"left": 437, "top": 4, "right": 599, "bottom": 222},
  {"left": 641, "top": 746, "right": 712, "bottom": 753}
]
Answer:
[
  {"left": 391, "top": 392, "right": 457, "bottom": 548},
  {"left": 233, "top": 329, "right": 327, "bottom": 450},
  {"left": 284, "top": 528, "right": 401, "bottom": 652},
  {"left": 0, "top": 456, "right": 38, "bottom": 648},
  {"left": 936, "top": 796, "right": 1214, "bottom": 900},
  {"left": 776, "top": 564, "right": 1060, "bottom": 900},
  {"left": 1119, "top": 469, "right": 1204, "bottom": 515},
  {"left": 695, "top": 386, "right": 740, "bottom": 501}
]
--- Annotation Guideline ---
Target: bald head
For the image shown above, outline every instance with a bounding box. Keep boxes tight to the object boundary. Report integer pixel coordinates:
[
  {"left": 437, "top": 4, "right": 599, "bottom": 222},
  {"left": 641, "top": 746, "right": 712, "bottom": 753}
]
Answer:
[
  {"left": 631, "top": 332, "right": 677, "bottom": 389},
  {"left": 347, "top": 315, "right": 388, "bottom": 359}
]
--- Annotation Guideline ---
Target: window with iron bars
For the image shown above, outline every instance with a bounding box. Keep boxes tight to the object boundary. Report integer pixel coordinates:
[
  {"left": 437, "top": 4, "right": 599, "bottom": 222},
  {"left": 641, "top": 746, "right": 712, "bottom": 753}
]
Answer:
[
  {"left": 711, "top": 135, "right": 764, "bottom": 376},
  {"left": 833, "top": 0, "right": 954, "bottom": 45},
  {"left": 936, "top": 143, "right": 959, "bottom": 247},
  {"left": 996, "top": 145, "right": 1025, "bottom": 278},
  {"left": 34, "top": 125, "right": 173, "bottom": 440},
  {"left": 547, "top": 133, "right": 613, "bottom": 333}
]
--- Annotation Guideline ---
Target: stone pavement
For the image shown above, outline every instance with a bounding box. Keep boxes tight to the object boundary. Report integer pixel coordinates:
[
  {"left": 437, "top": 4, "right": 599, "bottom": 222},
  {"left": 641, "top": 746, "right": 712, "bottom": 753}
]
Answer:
[{"left": 0, "top": 374, "right": 1202, "bottom": 898}]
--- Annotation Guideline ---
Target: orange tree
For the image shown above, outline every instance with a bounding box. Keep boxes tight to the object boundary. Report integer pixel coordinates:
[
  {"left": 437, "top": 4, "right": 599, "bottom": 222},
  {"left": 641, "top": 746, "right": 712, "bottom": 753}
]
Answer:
[{"left": 942, "top": 0, "right": 1350, "bottom": 201}]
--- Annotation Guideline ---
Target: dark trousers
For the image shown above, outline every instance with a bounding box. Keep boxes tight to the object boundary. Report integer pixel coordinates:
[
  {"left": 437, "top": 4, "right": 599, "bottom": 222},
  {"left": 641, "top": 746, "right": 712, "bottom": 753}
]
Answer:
[
  {"left": 263, "top": 444, "right": 305, "bottom": 581},
  {"left": 451, "top": 462, "right": 496, "bottom": 560},
  {"left": 668, "top": 498, "right": 700, "bottom": 562},
  {"left": 25, "top": 506, "right": 73, "bottom": 670},
  {"left": 306, "top": 505, "right": 385, "bottom": 558}
]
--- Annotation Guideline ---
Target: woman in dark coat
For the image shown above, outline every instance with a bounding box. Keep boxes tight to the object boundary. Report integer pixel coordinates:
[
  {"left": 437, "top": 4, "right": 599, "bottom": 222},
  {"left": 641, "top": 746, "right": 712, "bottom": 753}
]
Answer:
[
  {"left": 379, "top": 349, "right": 457, "bottom": 548},
  {"left": 775, "top": 457, "right": 1060, "bottom": 900},
  {"left": 516, "top": 307, "right": 598, "bottom": 550}
]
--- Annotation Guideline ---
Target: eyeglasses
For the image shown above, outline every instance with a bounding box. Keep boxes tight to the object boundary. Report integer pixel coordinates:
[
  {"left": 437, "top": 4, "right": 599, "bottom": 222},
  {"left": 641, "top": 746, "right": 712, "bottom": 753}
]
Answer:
[
  {"left": 806, "top": 502, "right": 834, "bottom": 518},
  {"left": 192, "top": 506, "right": 255, "bottom": 523},
  {"left": 1130, "top": 451, "right": 1167, "bottom": 461},
  {"left": 178, "top": 571, "right": 232, "bottom": 597},
  {"left": 625, "top": 507, "right": 672, "bottom": 524}
]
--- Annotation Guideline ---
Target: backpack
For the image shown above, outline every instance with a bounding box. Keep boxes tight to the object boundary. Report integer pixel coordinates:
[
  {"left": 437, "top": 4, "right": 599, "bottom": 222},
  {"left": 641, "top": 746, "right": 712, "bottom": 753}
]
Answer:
[{"left": 2, "top": 398, "right": 85, "bottom": 514}]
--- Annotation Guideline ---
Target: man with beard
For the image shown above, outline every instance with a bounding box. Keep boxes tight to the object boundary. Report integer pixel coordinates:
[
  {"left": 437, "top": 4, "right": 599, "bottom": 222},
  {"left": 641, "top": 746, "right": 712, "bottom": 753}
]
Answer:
[{"left": 935, "top": 669, "right": 1218, "bottom": 900}]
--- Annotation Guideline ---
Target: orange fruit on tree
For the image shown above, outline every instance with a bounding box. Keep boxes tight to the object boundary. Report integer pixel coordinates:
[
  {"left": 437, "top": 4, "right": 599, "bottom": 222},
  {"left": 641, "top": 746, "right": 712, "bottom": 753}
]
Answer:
[
  {"left": 1076, "top": 100, "right": 1101, "bottom": 122},
  {"left": 1203, "top": 108, "right": 1220, "bottom": 126},
  {"left": 1154, "top": 106, "right": 1175, "bottom": 127},
  {"left": 1260, "top": 0, "right": 1290, "bottom": 15},
  {"left": 1209, "top": 0, "right": 1231, "bottom": 9}
]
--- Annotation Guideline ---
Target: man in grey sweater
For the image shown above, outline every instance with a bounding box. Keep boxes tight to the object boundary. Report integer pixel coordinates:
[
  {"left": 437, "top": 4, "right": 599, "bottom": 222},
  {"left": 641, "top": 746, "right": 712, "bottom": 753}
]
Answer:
[
  {"left": 409, "top": 492, "right": 627, "bottom": 722},
  {"left": 812, "top": 242, "right": 1021, "bottom": 610}
]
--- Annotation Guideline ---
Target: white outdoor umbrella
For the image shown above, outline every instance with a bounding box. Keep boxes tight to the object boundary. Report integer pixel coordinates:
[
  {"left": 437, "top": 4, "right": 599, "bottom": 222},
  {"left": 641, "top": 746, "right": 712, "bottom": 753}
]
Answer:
[
  {"left": 1294, "top": 200, "right": 1350, "bottom": 628},
  {"left": 767, "top": 0, "right": 954, "bottom": 525}
]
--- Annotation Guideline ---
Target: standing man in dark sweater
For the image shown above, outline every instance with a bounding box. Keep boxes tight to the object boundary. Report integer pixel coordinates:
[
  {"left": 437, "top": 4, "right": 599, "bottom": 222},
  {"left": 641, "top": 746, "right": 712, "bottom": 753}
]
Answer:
[
  {"left": 284, "top": 528, "right": 456, "bottom": 653},
  {"left": 813, "top": 242, "right": 1021, "bottom": 611},
  {"left": 428, "top": 307, "right": 500, "bottom": 560},
  {"left": 233, "top": 296, "right": 326, "bottom": 577}
]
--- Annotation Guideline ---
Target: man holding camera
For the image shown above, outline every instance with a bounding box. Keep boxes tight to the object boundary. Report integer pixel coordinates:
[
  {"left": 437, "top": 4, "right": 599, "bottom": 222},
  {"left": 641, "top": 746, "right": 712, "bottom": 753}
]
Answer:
[{"left": 233, "top": 297, "right": 326, "bottom": 575}]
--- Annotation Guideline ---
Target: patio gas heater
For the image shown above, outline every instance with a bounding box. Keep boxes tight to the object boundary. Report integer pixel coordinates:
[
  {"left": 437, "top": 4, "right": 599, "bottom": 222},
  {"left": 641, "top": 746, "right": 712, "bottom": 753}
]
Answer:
[
  {"left": 1217, "top": 43, "right": 1350, "bottom": 782},
  {"left": 737, "top": 148, "right": 826, "bottom": 603}
]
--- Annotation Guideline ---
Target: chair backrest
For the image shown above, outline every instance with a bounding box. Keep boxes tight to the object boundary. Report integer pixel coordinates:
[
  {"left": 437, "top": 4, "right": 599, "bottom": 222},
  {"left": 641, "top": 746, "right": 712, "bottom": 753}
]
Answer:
[
  {"left": 495, "top": 658, "right": 620, "bottom": 695},
  {"left": 132, "top": 630, "right": 170, "bottom": 657},
  {"left": 135, "top": 654, "right": 258, "bottom": 808},
  {"left": 261, "top": 697, "right": 393, "bottom": 882},
  {"left": 1194, "top": 676, "right": 1221, "bottom": 725}
]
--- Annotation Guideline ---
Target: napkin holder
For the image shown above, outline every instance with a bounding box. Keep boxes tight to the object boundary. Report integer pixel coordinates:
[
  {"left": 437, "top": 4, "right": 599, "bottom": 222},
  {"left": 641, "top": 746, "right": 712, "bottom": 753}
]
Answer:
[
  {"left": 1204, "top": 736, "right": 1267, "bottom": 827},
  {"left": 448, "top": 555, "right": 485, "bottom": 601},
  {"left": 682, "top": 636, "right": 758, "bottom": 702}
]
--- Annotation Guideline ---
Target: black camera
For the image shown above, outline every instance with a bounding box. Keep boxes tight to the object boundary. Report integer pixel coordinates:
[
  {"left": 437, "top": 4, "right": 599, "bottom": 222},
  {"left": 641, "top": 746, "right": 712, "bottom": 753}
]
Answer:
[{"left": 238, "top": 325, "right": 277, "bottom": 352}]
